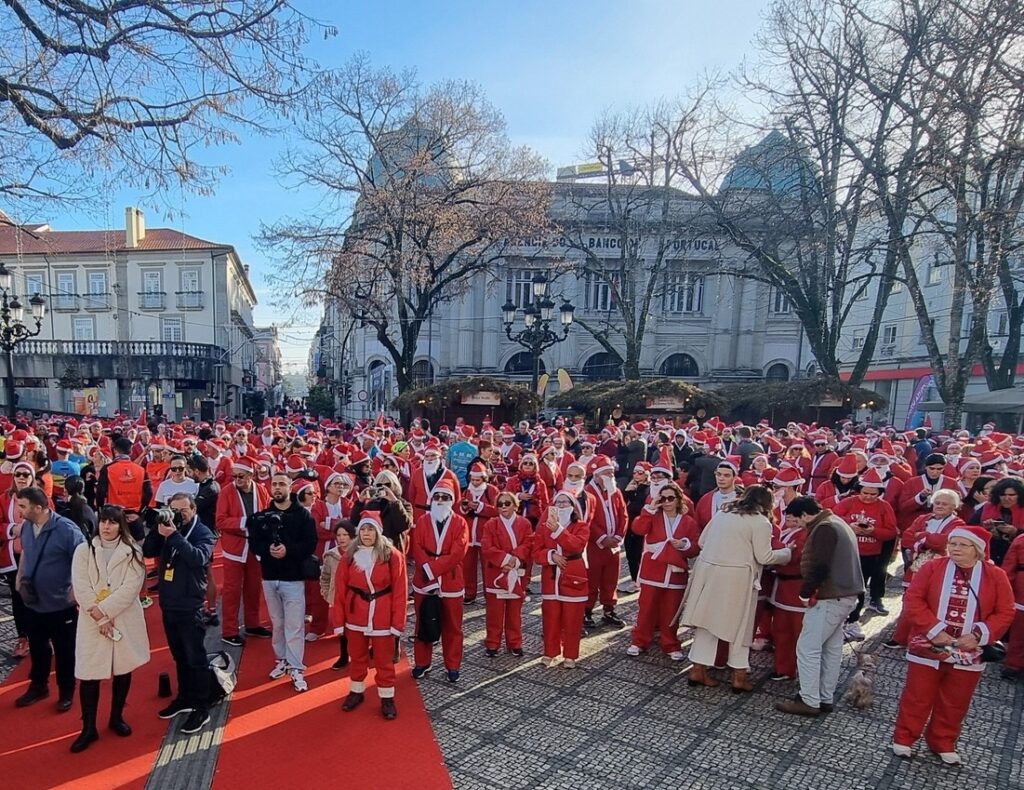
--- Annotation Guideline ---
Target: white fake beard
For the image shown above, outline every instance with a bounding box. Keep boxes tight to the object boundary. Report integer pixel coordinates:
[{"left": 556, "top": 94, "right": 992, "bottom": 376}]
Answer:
[
  {"left": 431, "top": 502, "right": 453, "bottom": 523},
  {"left": 649, "top": 481, "right": 666, "bottom": 498},
  {"left": 564, "top": 480, "right": 584, "bottom": 496},
  {"left": 468, "top": 483, "right": 487, "bottom": 496},
  {"left": 423, "top": 460, "right": 440, "bottom": 476},
  {"left": 556, "top": 507, "right": 573, "bottom": 527},
  {"left": 353, "top": 546, "right": 375, "bottom": 572},
  {"left": 601, "top": 476, "right": 617, "bottom": 494}
]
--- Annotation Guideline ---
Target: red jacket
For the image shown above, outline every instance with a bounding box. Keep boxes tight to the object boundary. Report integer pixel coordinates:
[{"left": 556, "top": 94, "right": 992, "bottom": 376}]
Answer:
[
  {"left": 807, "top": 451, "right": 838, "bottom": 494},
  {"left": 833, "top": 496, "right": 898, "bottom": 556},
  {"left": 1002, "top": 534, "right": 1024, "bottom": 608},
  {"left": 331, "top": 548, "right": 408, "bottom": 637},
  {"left": 769, "top": 524, "right": 809, "bottom": 612},
  {"left": 462, "top": 483, "right": 498, "bottom": 547},
  {"left": 505, "top": 474, "right": 549, "bottom": 525},
  {"left": 481, "top": 515, "right": 534, "bottom": 598},
  {"left": 411, "top": 511, "right": 469, "bottom": 598},
  {"left": 407, "top": 466, "right": 462, "bottom": 515},
  {"left": 309, "top": 497, "right": 352, "bottom": 558},
  {"left": 631, "top": 508, "right": 700, "bottom": 589},
  {"left": 532, "top": 517, "right": 590, "bottom": 603},
  {"left": 695, "top": 488, "right": 740, "bottom": 532},
  {"left": 896, "top": 474, "right": 959, "bottom": 531},
  {"left": 215, "top": 483, "right": 270, "bottom": 563},
  {"left": 586, "top": 481, "right": 628, "bottom": 551}
]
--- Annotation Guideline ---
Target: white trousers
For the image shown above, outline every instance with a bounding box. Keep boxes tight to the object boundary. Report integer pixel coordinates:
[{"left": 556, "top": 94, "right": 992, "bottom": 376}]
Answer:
[{"left": 689, "top": 627, "right": 750, "bottom": 670}]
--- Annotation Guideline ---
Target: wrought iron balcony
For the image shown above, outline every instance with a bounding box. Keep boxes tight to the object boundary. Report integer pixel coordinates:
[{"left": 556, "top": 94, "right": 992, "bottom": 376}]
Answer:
[{"left": 138, "top": 291, "right": 165, "bottom": 310}]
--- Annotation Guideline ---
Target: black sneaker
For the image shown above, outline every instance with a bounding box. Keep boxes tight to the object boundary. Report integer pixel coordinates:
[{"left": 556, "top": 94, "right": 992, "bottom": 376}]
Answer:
[
  {"left": 158, "top": 699, "right": 193, "bottom": 719},
  {"left": 583, "top": 613, "right": 597, "bottom": 629},
  {"left": 768, "top": 672, "right": 794, "bottom": 681},
  {"left": 485, "top": 648, "right": 499, "bottom": 658},
  {"left": 180, "top": 709, "right": 210, "bottom": 734},
  {"left": 602, "top": 611, "right": 626, "bottom": 628},
  {"left": 869, "top": 599, "right": 890, "bottom": 616},
  {"left": 246, "top": 626, "right": 272, "bottom": 638},
  {"left": 221, "top": 635, "right": 244, "bottom": 647},
  {"left": 511, "top": 648, "right": 524, "bottom": 657},
  {"left": 15, "top": 685, "right": 49, "bottom": 708},
  {"left": 883, "top": 639, "right": 901, "bottom": 649},
  {"left": 331, "top": 657, "right": 349, "bottom": 671}
]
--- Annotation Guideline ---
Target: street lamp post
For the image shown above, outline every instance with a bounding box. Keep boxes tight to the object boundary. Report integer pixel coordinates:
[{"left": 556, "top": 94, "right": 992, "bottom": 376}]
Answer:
[
  {"left": 0, "top": 262, "right": 46, "bottom": 419},
  {"left": 502, "top": 271, "right": 575, "bottom": 396}
]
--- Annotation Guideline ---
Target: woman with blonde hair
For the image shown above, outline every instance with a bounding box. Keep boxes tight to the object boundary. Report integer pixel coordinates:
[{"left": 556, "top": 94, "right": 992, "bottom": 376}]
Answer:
[
  {"left": 679, "top": 485, "right": 791, "bottom": 691},
  {"left": 69, "top": 505, "right": 150, "bottom": 752}
]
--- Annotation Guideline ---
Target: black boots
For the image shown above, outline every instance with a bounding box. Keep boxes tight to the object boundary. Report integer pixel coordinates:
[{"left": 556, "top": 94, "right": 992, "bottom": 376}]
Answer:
[
  {"left": 70, "top": 681, "right": 100, "bottom": 753},
  {"left": 109, "top": 673, "right": 133, "bottom": 737}
]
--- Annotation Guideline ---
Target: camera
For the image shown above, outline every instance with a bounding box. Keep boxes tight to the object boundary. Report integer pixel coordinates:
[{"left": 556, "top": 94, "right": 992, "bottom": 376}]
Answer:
[
  {"left": 250, "top": 510, "right": 284, "bottom": 544},
  {"left": 144, "top": 506, "right": 176, "bottom": 531}
]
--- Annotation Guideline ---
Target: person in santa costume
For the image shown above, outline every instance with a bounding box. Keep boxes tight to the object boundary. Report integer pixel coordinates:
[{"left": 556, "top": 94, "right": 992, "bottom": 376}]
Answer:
[
  {"left": 833, "top": 468, "right": 899, "bottom": 638},
  {"left": 410, "top": 478, "right": 468, "bottom": 682},
  {"left": 407, "top": 442, "right": 462, "bottom": 515},
  {"left": 814, "top": 454, "right": 860, "bottom": 509},
  {"left": 892, "top": 525, "right": 1014, "bottom": 764},
  {"left": 807, "top": 436, "right": 838, "bottom": 495},
  {"left": 583, "top": 455, "right": 628, "bottom": 629},
  {"left": 480, "top": 492, "right": 533, "bottom": 656},
  {"left": 627, "top": 481, "right": 699, "bottom": 660},
  {"left": 767, "top": 494, "right": 809, "bottom": 681},
  {"left": 534, "top": 490, "right": 590, "bottom": 667},
  {"left": 694, "top": 458, "right": 742, "bottom": 532},
  {"left": 505, "top": 453, "right": 550, "bottom": 591},
  {"left": 1001, "top": 530, "right": 1024, "bottom": 679},
  {"left": 306, "top": 472, "right": 354, "bottom": 639},
  {"left": 460, "top": 463, "right": 498, "bottom": 604},
  {"left": 334, "top": 512, "right": 408, "bottom": 720},
  {"left": 215, "top": 457, "right": 271, "bottom": 645},
  {"left": 896, "top": 453, "right": 958, "bottom": 532},
  {"left": 620, "top": 461, "right": 653, "bottom": 594}
]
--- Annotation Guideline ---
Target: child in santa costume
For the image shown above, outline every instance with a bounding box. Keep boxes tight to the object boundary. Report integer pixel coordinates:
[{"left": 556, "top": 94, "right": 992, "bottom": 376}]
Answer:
[
  {"left": 627, "top": 481, "right": 699, "bottom": 660},
  {"left": 460, "top": 463, "right": 498, "bottom": 604},
  {"left": 334, "top": 512, "right": 408, "bottom": 720},
  {"left": 410, "top": 479, "right": 469, "bottom": 682},
  {"left": 480, "top": 493, "right": 534, "bottom": 656},
  {"left": 892, "top": 525, "right": 1013, "bottom": 765},
  {"left": 534, "top": 491, "right": 590, "bottom": 667}
]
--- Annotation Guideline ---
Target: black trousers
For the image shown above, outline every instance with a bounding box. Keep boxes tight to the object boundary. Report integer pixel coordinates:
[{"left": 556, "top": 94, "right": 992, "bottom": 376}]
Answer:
[
  {"left": 2, "top": 569, "right": 29, "bottom": 636},
  {"left": 24, "top": 605, "right": 78, "bottom": 694},
  {"left": 162, "top": 608, "right": 210, "bottom": 713},
  {"left": 623, "top": 531, "right": 644, "bottom": 582},
  {"left": 849, "top": 555, "right": 884, "bottom": 622},
  {"left": 872, "top": 539, "right": 897, "bottom": 602}
]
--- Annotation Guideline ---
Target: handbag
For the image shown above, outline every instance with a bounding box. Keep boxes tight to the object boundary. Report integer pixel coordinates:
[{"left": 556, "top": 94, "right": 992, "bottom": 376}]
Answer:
[
  {"left": 966, "top": 578, "right": 1009, "bottom": 663},
  {"left": 301, "top": 554, "right": 321, "bottom": 581},
  {"left": 16, "top": 529, "right": 53, "bottom": 607},
  {"left": 416, "top": 593, "right": 442, "bottom": 643},
  {"left": 908, "top": 548, "right": 940, "bottom": 574}
]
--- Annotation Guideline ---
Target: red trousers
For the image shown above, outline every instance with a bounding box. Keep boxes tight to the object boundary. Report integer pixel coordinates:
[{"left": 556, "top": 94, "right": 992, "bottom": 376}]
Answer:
[
  {"left": 484, "top": 594, "right": 524, "bottom": 650},
  {"left": 463, "top": 546, "right": 482, "bottom": 601},
  {"left": 221, "top": 556, "right": 266, "bottom": 637},
  {"left": 413, "top": 594, "right": 464, "bottom": 670},
  {"left": 1005, "top": 609, "right": 1024, "bottom": 671},
  {"left": 631, "top": 584, "right": 684, "bottom": 652},
  {"left": 586, "top": 546, "right": 619, "bottom": 612},
  {"left": 348, "top": 630, "right": 397, "bottom": 693},
  {"left": 893, "top": 662, "right": 981, "bottom": 752},
  {"left": 771, "top": 608, "right": 804, "bottom": 677},
  {"left": 754, "top": 598, "right": 773, "bottom": 642},
  {"left": 891, "top": 610, "right": 912, "bottom": 645},
  {"left": 305, "top": 579, "right": 329, "bottom": 636},
  {"left": 541, "top": 598, "right": 585, "bottom": 660}
]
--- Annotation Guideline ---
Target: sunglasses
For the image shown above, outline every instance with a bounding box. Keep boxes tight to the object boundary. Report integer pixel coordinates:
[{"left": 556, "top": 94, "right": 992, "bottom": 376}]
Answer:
[
  {"left": 432, "top": 496, "right": 453, "bottom": 502},
  {"left": 498, "top": 500, "right": 516, "bottom": 507},
  {"left": 170, "top": 466, "right": 186, "bottom": 472},
  {"left": 659, "top": 496, "right": 678, "bottom": 503},
  {"left": 232, "top": 473, "right": 250, "bottom": 480},
  {"left": 13, "top": 472, "right": 32, "bottom": 478}
]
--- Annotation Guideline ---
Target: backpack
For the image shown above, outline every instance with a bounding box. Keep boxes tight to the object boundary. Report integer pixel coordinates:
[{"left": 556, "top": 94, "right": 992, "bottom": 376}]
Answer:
[
  {"left": 416, "top": 593, "right": 442, "bottom": 643},
  {"left": 207, "top": 651, "right": 237, "bottom": 705}
]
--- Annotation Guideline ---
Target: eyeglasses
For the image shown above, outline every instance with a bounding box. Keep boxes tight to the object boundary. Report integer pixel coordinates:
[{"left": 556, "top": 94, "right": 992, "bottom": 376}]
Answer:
[
  {"left": 170, "top": 466, "right": 186, "bottom": 472},
  {"left": 432, "top": 496, "right": 453, "bottom": 503},
  {"left": 947, "top": 541, "right": 974, "bottom": 549},
  {"left": 658, "top": 496, "right": 678, "bottom": 503}
]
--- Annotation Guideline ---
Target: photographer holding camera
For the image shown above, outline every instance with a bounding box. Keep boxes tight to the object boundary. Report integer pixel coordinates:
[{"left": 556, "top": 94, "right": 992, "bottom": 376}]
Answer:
[
  {"left": 248, "top": 472, "right": 317, "bottom": 693},
  {"left": 142, "top": 493, "right": 215, "bottom": 735}
]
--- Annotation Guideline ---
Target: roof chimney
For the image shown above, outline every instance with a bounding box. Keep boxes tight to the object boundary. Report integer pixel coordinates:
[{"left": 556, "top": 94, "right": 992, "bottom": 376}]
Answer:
[{"left": 125, "top": 206, "right": 146, "bottom": 248}]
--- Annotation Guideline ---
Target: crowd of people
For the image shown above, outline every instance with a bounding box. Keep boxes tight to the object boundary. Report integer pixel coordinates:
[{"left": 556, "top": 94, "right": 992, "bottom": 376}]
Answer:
[{"left": 1, "top": 410, "right": 1022, "bottom": 766}]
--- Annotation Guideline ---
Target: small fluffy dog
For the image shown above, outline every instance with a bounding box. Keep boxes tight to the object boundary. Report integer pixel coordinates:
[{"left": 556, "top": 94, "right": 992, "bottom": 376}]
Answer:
[{"left": 843, "top": 651, "right": 878, "bottom": 709}]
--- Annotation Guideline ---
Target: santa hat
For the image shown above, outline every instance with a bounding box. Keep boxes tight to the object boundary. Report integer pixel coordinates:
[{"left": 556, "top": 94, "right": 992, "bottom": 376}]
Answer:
[
  {"left": 762, "top": 435, "right": 785, "bottom": 454},
  {"left": 431, "top": 477, "right": 458, "bottom": 500},
  {"left": 292, "top": 479, "right": 318, "bottom": 498},
  {"left": 706, "top": 416, "right": 725, "bottom": 432},
  {"left": 588, "top": 454, "right": 616, "bottom": 477},
  {"left": 12, "top": 461, "right": 35, "bottom": 477},
  {"left": 4, "top": 440, "right": 24, "bottom": 460},
  {"left": 717, "top": 456, "right": 740, "bottom": 474},
  {"left": 233, "top": 456, "right": 256, "bottom": 475},
  {"left": 651, "top": 446, "right": 674, "bottom": 476},
  {"left": 468, "top": 462, "right": 489, "bottom": 479},
  {"left": 834, "top": 455, "right": 860, "bottom": 477},
  {"left": 858, "top": 468, "right": 886, "bottom": 488},
  {"left": 357, "top": 510, "right": 384, "bottom": 536},
  {"left": 773, "top": 466, "right": 805, "bottom": 487},
  {"left": 634, "top": 461, "right": 652, "bottom": 474},
  {"left": 55, "top": 439, "right": 73, "bottom": 453},
  {"left": 551, "top": 489, "right": 583, "bottom": 518},
  {"left": 285, "top": 454, "right": 306, "bottom": 474},
  {"left": 947, "top": 525, "right": 991, "bottom": 558},
  {"left": 566, "top": 459, "right": 588, "bottom": 476},
  {"left": 348, "top": 448, "right": 370, "bottom": 466}
]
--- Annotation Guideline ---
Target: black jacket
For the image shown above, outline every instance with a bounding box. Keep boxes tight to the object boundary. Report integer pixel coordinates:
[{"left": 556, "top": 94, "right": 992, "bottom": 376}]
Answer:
[
  {"left": 247, "top": 500, "right": 317, "bottom": 582},
  {"left": 195, "top": 477, "right": 220, "bottom": 534},
  {"left": 351, "top": 497, "right": 413, "bottom": 547},
  {"left": 143, "top": 516, "right": 215, "bottom": 612}
]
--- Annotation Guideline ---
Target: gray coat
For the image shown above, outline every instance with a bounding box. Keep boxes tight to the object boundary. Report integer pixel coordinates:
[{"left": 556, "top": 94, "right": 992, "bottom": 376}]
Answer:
[{"left": 17, "top": 512, "right": 86, "bottom": 613}]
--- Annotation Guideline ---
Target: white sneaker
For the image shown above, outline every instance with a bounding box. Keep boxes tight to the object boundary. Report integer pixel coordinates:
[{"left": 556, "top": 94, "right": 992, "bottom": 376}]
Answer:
[
  {"left": 937, "top": 751, "right": 961, "bottom": 765},
  {"left": 618, "top": 581, "right": 640, "bottom": 594},
  {"left": 563, "top": 659, "right": 576, "bottom": 668},
  {"left": 540, "top": 656, "right": 554, "bottom": 667},
  {"left": 626, "top": 645, "right": 642, "bottom": 657},
  {"left": 891, "top": 743, "right": 912, "bottom": 759},
  {"left": 289, "top": 670, "right": 308, "bottom": 692},
  {"left": 844, "top": 622, "right": 865, "bottom": 642},
  {"left": 304, "top": 632, "right": 319, "bottom": 642},
  {"left": 269, "top": 659, "right": 289, "bottom": 680},
  {"left": 668, "top": 651, "right": 685, "bottom": 662}
]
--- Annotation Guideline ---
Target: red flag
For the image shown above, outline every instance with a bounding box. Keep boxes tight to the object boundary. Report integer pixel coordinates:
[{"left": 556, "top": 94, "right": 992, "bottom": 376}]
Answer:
[{"left": 375, "top": 410, "right": 385, "bottom": 429}]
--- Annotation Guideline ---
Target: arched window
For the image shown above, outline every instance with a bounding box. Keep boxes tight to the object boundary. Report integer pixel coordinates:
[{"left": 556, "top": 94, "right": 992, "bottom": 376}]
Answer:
[
  {"left": 805, "top": 362, "right": 818, "bottom": 378},
  {"left": 582, "top": 352, "right": 622, "bottom": 381},
  {"left": 659, "top": 353, "right": 699, "bottom": 378},
  {"left": 412, "top": 359, "right": 434, "bottom": 387},
  {"left": 765, "top": 363, "right": 790, "bottom": 381},
  {"left": 504, "top": 352, "right": 544, "bottom": 375}
]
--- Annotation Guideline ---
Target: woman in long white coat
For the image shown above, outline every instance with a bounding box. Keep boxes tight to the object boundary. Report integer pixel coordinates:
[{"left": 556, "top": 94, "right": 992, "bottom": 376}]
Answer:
[
  {"left": 679, "top": 486, "right": 790, "bottom": 692},
  {"left": 70, "top": 505, "right": 150, "bottom": 753}
]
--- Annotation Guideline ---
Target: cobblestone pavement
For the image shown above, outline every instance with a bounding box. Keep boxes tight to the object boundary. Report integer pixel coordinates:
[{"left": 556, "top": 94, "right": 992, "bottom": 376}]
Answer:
[{"left": 3, "top": 566, "right": 1022, "bottom": 789}]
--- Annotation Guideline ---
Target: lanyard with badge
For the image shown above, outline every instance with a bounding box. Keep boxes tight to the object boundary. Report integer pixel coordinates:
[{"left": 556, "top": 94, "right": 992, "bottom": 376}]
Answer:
[{"left": 163, "top": 518, "right": 197, "bottom": 583}]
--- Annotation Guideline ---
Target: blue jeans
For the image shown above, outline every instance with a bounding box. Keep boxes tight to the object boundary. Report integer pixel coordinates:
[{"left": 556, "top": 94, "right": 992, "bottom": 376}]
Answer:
[
  {"left": 262, "top": 580, "right": 306, "bottom": 671},
  {"left": 797, "top": 595, "right": 858, "bottom": 707}
]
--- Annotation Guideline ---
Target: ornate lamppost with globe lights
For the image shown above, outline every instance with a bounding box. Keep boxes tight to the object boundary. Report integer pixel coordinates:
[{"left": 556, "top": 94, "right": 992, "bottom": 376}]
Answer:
[
  {"left": 0, "top": 261, "right": 47, "bottom": 418},
  {"left": 501, "top": 271, "right": 575, "bottom": 395}
]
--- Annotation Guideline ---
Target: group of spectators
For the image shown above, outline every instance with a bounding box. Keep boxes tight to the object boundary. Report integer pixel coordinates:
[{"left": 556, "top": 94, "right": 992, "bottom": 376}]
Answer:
[{"left": 2, "top": 411, "right": 1022, "bottom": 766}]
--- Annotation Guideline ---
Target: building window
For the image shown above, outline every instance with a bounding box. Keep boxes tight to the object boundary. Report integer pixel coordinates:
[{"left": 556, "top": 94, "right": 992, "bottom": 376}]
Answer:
[
  {"left": 161, "top": 317, "right": 183, "bottom": 342},
  {"left": 852, "top": 331, "right": 865, "bottom": 350},
  {"left": 24, "top": 272, "right": 44, "bottom": 297},
  {"left": 584, "top": 270, "right": 632, "bottom": 312},
  {"left": 660, "top": 353, "right": 699, "bottom": 377},
  {"left": 505, "top": 269, "right": 536, "bottom": 309},
  {"left": 72, "top": 317, "right": 95, "bottom": 340},
  {"left": 55, "top": 271, "right": 77, "bottom": 309},
  {"left": 880, "top": 324, "right": 897, "bottom": 356},
  {"left": 411, "top": 359, "right": 433, "bottom": 387},
  {"left": 927, "top": 254, "right": 944, "bottom": 285},
  {"left": 993, "top": 311, "right": 1008, "bottom": 336},
  {"left": 765, "top": 363, "right": 790, "bottom": 381},
  {"left": 177, "top": 269, "right": 203, "bottom": 308},
  {"left": 581, "top": 352, "right": 622, "bottom": 380},
  {"left": 662, "top": 267, "right": 703, "bottom": 313},
  {"left": 140, "top": 270, "right": 164, "bottom": 309},
  {"left": 505, "top": 351, "right": 543, "bottom": 375},
  {"left": 770, "top": 288, "right": 791, "bottom": 314},
  {"left": 85, "top": 271, "right": 109, "bottom": 309}
]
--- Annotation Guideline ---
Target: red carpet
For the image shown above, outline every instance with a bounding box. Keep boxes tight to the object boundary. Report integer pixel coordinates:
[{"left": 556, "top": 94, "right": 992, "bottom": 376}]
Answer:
[
  {"left": 212, "top": 633, "right": 452, "bottom": 790},
  {"left": 0, "top": 568, "right": 175, "bottom": 790}
]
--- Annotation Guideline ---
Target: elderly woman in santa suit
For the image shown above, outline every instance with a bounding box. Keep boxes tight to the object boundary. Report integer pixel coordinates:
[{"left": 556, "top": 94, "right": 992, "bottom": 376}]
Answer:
[
  {"left": 680, "top": 486, "right": 791, "bottom": 691},
  {"left": 892, "top": 525, "right": 1013, "bottom": 765},
  {"left": 480, "top": 492, "right": 533, "bottom": 657},
  {"left": 333, "top": 511, "right": 407, "bottom": 720},
  {"left": 534, "top": 490, "right": 590, "bottom": 667},
  {"left": 627, "top": 481, "right": 700, "bottom": 661}
]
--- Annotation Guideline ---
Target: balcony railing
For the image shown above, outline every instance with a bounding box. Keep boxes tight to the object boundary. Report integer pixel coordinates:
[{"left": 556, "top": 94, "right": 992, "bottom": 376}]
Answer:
[
  {"left": 83, "top": 292, "right": 111, "bottom": 310},
  {"left": 138, "top": 291, "right": 165, "bottom": 310},
  {"left": 13, "top": 339, "right": 224, "bottom": 360},
  {"left": 176, "top": 290, "right": 203, "bottom": 309},
  {"left": 54, "top": 294, "right": 79, "bottom": 310}
]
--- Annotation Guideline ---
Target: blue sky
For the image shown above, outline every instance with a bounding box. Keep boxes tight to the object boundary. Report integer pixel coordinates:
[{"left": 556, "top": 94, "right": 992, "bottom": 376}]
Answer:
[{"left": 39, "top": 0, "right": 770, "bottom": 369}]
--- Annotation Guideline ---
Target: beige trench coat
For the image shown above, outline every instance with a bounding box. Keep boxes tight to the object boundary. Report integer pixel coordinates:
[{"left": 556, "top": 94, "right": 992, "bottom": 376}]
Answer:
[
  {"left": 678, "top": 510, "right": 791, "bottom": 646},
  {"left": 71, "top": 538, "right": 150, "bottom": 680}
]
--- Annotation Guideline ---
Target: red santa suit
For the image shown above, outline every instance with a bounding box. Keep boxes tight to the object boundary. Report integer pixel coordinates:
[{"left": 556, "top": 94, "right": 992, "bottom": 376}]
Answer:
[
  {"left": 505, "top": 468, "right": 549, "bottom": 589},
  {"left": 307, "top": 493, "right": 353, "bottom": 636},
  {"left": 0, "top": 492, "right": 19, "bottom": 574},
  {"left": 894, "top": 548, "right": 1014, "bottom": 753},
  {"left": 215, "top": 473, "right": 270, "bottom": 639},
  {"left": 407, "top": 463, "right": 462, "bottom": 515},
  {"left": 460, "top": 480, "right": 498, "bottom": 603},
  {"left": 411, "top": 483, "right": 469, "bottom": 671},
  {"left": 538, "top": 452, "right": 564, "bottom": 494},
  {"left": 807, "top": 450, "right": 838, "bottom": 494},
  {"left": 1001, "top": 534, "right": 1024, "bottom": 672},
  {"left": 768, "top": 524, "right": 808, "bottom": 678},
  {"left": 495, "top": 440, "right": 522, "bottom": 474},
  {"left": 481, "top": 513, "right": 533, "bottom": 652},
  {"left": 695, "top": 487, "right": 740, "bottom": 532},
  {"left": 584, "top": 474, "right": 628, "bottom": 615},
  {"left": 896, "top": 473, "right": 960, "bottom": 532},
  {"left": 629, "top": 506, "right": 700, "bottom": 654},
  {"left": 533, "top": 497, "right": 590, "bottom": 662},
  {"left": 331, "top": 519, "right": 408, "bottom": 701}
]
